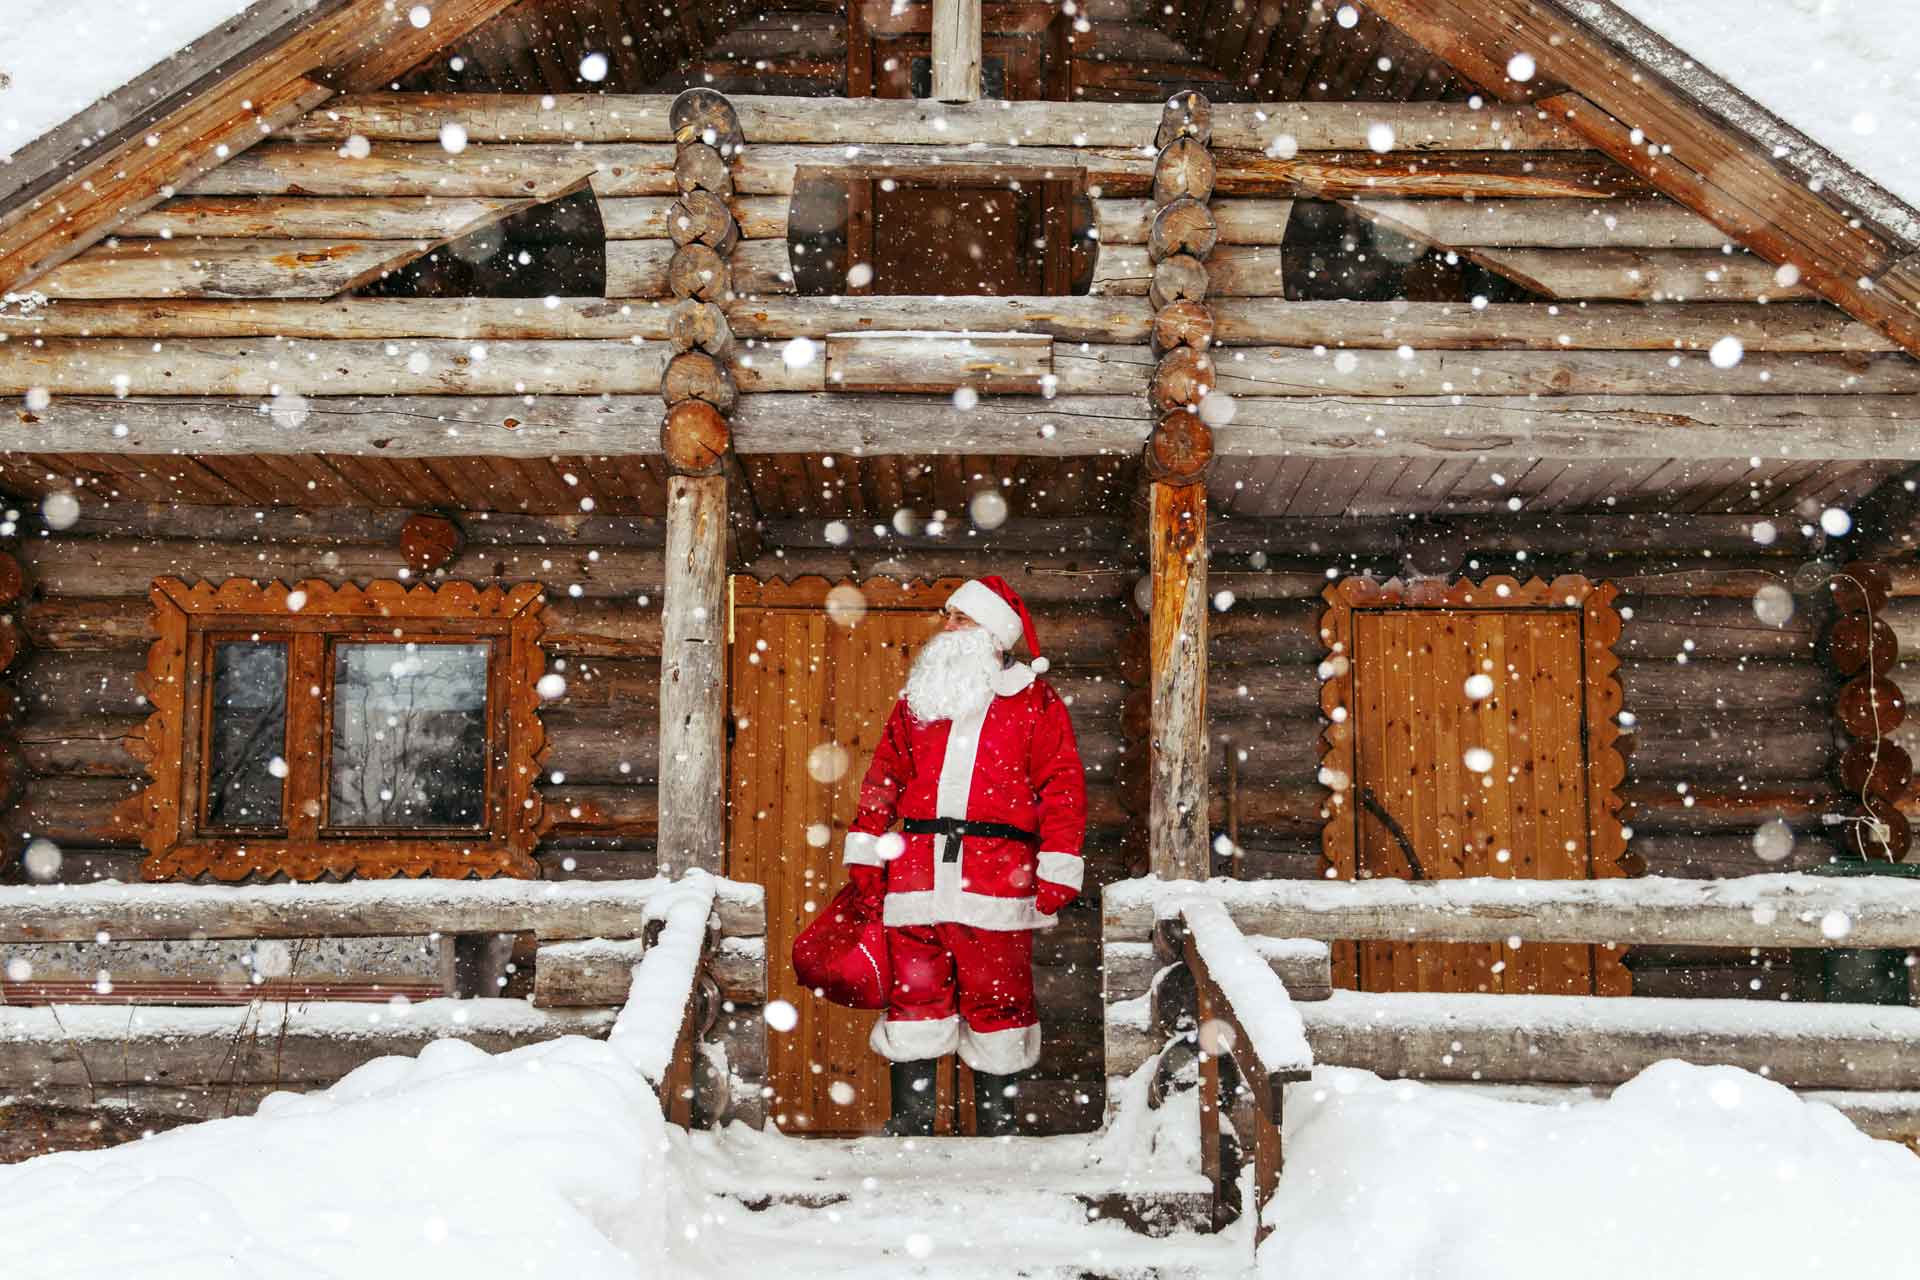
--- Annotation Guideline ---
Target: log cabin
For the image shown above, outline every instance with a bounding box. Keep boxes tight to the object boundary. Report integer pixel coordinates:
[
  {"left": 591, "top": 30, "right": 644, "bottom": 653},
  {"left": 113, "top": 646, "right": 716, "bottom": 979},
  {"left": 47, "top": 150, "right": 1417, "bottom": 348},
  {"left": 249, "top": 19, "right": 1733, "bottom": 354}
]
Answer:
[{"left": 2, "top": 0, "right": 1920, "bottom": 1168}]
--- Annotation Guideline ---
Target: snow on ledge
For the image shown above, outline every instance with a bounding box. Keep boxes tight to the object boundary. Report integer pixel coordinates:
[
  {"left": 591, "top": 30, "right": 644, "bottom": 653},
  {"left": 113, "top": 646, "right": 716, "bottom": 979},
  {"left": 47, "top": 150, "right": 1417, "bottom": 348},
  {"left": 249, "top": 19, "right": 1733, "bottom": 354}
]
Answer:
[
  {"left": 1105, "top": 873, "right": 1920, "bottom": 948},
  {"left": 1179, "top": 898, "right": 1312, "bottom": 1077}
]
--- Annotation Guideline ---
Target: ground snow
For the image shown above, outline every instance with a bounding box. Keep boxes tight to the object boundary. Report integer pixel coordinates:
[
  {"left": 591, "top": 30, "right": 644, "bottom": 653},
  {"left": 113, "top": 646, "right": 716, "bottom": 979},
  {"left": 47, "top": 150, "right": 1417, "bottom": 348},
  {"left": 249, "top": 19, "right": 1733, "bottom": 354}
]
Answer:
[
  {"left": 0, "top": 1, "right": 254, "bottom": 162},
  {"left": 1263, "top": 1062, "right": 1920, "bottom": 1280},
  {"left": 1601, "top": 0, "right": 1920, "bottom": 218}
]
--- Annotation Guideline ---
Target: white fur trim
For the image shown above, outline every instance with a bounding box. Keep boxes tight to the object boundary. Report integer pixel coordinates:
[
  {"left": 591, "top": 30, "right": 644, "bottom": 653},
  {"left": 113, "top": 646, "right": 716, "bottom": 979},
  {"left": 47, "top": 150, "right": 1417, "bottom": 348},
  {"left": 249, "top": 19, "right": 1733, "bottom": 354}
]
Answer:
[
  {"left": 843, "top": 831, "right": 883, "bottom": 867},
  {"left": 932, "top": 702, "right": 988, "bottom": 873},
  {"left": 991, "top": 662, "right": 1035, "bottom": 696},
  {"left": 958, "top": 1022, "right": 1042, "bottom": 1074},
  {"left": 883, "top": 888, "right": 1052, "bottom": 930},
  {"left": 1036, "top": 850, "right": 1083, "bottom": 891},
  {"left": 948, "top": 579, "right": 1023, "bottom": 651},
  {"left": 871, "top": 1014, "right": 961, "bottom": 1062}
]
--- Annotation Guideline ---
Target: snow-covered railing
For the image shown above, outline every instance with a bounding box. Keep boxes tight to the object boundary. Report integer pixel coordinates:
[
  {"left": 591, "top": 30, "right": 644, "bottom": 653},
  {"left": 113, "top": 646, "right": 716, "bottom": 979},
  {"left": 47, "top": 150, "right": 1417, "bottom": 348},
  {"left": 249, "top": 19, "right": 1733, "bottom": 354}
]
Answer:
[
  {"left": 1164, "top": 899, "right": 1315, "bottom": 1244},
  {"left": 608, "top": 875, "right": 717, "bottom": 1125},
  {"left": 0, "top": 875, "right": 764, "bottom": 943},
  {"left": 1105, "top": 873, "right": 1920, "bottom": 949}
]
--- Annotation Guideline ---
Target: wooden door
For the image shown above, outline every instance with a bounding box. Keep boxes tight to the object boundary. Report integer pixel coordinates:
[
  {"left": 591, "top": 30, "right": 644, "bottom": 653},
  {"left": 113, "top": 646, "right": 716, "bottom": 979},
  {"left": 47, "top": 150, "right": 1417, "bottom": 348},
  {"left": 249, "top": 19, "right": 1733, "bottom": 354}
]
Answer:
[
  {"left": 1321, "top": 577, "right": 1630, "bottom": 996},
  {"left": 726, "top": 577, "right": 956, "bottom": 1134}
]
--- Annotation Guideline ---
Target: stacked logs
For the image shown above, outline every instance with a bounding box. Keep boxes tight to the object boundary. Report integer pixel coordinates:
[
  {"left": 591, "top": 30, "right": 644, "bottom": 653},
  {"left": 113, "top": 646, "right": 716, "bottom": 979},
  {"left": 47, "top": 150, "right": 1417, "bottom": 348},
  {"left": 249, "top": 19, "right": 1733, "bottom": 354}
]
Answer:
[
  {"left": 0, "top": 543, "right": 22, "bottom": 862},
  {"left": 1119, "top": 92, "right": 1220, "bottom": 883},
  {"left": 661, "top": 88, "right": 742, "bottom": 472},
  {"left": 1828, "top": 562, "right": 1912, "bottom": 860}
]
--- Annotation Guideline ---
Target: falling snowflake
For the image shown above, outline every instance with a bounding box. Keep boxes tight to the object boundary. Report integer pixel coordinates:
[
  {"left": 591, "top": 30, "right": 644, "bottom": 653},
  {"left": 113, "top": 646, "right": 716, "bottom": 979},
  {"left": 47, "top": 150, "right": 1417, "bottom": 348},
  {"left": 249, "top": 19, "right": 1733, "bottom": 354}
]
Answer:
[
  {"left": 579, "top": 52, "right": 609, "bottom": 82},
  {"left": 41, "top": 491, "right": 80, "bottom": 530},
  {"left": 765, "top": 1000, "right": 799, "bottom": 1032},
  {"left": 1709, "top": 336, "right": 1744, "bottom": 369}
]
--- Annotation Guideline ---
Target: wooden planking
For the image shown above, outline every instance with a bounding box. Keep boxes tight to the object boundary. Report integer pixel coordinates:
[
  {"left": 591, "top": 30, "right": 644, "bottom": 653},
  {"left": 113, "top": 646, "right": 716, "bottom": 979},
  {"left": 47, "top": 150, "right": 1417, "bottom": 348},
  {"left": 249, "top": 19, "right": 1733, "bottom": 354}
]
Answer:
[
  {"left": 823, "top": 332, "right": 1052, "bottom": 393},
  {"left": 119, "top": 196, "right": 539, "bottom": 241},
  {"left": 1345, "top": 197, "right": 1730, "bottom": 249},
  {"left": 33, "top": 240, "right": 449, "bottom": 300}
]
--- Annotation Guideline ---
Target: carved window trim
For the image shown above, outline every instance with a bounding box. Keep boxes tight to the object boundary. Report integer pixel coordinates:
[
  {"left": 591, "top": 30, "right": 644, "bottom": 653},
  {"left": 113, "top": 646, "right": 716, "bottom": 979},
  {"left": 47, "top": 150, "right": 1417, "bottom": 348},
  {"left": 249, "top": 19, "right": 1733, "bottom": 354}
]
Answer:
[
  {"left": 128, "top": 578, "right": 549, "bottom": 882},
  {"left": 1317, "top": 574, "right": 1630, "bottom": 990}
]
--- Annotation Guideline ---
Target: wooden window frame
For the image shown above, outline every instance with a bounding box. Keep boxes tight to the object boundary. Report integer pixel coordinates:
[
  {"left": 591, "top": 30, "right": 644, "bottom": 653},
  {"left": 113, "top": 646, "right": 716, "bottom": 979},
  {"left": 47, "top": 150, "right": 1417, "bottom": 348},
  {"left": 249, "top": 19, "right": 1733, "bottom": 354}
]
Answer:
[
  {"left": 1316, "top": 574, "right": 1629, "bottom": 885},
  {"left": 129, "top": 578, "right": 549, "bottom": 882}
]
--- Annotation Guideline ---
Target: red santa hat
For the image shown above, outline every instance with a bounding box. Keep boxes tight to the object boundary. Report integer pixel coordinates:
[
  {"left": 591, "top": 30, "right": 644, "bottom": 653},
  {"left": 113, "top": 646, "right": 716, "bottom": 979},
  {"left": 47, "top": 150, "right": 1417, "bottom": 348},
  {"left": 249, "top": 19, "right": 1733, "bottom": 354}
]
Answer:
[{"left": 947, "top": 575, "right": 1048, "bottom": 674}]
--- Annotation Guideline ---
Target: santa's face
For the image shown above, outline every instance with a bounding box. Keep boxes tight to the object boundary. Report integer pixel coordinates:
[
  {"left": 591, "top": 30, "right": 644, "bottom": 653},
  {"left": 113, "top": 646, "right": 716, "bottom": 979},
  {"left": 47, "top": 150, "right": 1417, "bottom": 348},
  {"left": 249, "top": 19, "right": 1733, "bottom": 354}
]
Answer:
[{"left": 904, "top": 621, "right": 1002, "bottom": 723}]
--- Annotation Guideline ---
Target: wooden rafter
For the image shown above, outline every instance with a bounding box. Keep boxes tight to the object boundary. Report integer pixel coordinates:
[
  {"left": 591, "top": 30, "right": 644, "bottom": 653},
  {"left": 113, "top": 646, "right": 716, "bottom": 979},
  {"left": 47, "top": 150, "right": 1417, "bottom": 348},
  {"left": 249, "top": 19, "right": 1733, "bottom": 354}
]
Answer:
[
  {"left": 0, "top": 0, "right": 521, "bottom": 297},
  {"left": 1353, "top": 0, "right": 1920, "bottom": 359}
]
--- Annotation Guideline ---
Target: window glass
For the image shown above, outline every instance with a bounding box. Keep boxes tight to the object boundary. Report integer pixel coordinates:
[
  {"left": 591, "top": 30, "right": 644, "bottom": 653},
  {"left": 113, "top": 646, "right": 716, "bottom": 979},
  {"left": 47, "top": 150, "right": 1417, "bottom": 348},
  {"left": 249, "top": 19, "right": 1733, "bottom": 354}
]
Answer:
[
  {"left": 205, "top": 641, "right": 288, "bottom": 828},
  {"left": 329, "top": 642, "right": 490, "bottom": 828}
]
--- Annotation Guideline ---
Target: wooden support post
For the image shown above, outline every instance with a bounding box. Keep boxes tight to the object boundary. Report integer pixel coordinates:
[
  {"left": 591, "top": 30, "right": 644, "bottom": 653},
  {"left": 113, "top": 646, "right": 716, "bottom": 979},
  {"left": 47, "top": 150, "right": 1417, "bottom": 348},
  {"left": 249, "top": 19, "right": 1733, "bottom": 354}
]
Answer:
[
  {"left": 1144, "top": 92, "right": 1216, "bottom": 884},
  {"left": 659, "top": 474, "right": 729, "bottom": 876},
  {"left": 931, "top": 0, "right": 983, "bottom": 102},
  {"left": 1149, "top": 479, "right": 1209, "bottom": 881},
  {"left": 658, "top": 88, "right": 744, "bottom": 879}
]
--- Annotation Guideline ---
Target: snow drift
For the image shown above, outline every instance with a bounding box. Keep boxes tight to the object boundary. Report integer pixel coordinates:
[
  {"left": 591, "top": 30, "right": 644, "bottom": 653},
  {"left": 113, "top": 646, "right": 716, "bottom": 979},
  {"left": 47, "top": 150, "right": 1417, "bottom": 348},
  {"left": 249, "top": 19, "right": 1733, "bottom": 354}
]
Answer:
[{"left": 1263, "top": 1061, "right": 1920, "bottom": 1280}]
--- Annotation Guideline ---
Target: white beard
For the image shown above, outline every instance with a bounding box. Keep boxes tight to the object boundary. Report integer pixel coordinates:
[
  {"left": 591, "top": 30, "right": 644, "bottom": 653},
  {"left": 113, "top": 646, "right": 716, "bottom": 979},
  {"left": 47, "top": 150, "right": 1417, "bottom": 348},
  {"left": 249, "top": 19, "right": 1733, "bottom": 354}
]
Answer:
[{"left": 904, "top": 626, "right": 1002, "bottom": 723}]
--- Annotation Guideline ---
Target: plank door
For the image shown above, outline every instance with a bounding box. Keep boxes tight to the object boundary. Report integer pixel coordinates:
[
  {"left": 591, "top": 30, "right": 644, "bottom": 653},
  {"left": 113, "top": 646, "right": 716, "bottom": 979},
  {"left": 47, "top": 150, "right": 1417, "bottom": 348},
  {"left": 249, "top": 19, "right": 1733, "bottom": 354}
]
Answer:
[
  {"left": 727, "top": 578, "right": 950, "bottom": 1134},
  {"left": 1349, "top": 608, "right": 1605, "bottom": 995}
]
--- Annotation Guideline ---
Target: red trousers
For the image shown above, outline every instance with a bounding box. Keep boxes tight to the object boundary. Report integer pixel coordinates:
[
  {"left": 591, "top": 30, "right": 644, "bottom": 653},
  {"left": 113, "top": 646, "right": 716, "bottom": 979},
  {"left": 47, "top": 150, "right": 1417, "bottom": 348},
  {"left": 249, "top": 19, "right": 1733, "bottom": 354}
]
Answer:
[{"left": 867, "top": 923, "right": 1042, "bottom": 1074}]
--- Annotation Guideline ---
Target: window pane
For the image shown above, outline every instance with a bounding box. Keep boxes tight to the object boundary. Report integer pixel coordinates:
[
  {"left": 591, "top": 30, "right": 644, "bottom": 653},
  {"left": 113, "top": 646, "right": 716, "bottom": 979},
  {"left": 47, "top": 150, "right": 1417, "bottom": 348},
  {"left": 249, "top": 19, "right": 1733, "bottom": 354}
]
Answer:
[
  {"left": 329, "top": 643, "right": 490, "bottom": 828},
  {"left": 205, "top": 642, "right": 288, "bottom": 828}
]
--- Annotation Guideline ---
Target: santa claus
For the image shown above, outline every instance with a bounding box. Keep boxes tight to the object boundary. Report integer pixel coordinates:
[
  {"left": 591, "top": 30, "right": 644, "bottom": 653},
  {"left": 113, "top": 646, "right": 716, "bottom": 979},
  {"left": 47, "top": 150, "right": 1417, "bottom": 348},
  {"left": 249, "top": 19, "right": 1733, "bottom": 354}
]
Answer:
[{"left": 842, "top": 575, "right": 1088, "bottom": 1137}]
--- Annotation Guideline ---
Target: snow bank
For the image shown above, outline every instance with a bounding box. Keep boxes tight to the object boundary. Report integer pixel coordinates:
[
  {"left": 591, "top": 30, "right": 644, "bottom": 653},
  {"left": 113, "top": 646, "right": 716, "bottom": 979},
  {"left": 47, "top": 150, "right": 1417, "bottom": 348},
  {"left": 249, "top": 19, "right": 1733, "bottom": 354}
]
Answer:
[
  {"left": 1587, "top": 0, "right": 1920, "bottom": 231},
  {"left": 1264, "top": 1062, "right": 1920, "bottom": 1280},
  {"left": 0, "top": 1, "right": 254, "bottom": 162},
  {"left": 0, "top": 1035, "right": 684, "bottom": 1279}
]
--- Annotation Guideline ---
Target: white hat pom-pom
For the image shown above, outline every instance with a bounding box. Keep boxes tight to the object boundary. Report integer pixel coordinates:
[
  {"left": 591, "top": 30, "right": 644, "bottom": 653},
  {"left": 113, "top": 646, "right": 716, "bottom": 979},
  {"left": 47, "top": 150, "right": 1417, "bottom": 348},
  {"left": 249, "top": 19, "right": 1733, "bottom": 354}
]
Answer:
[{"left": 1031, "top": 656, "right": 1049, "bottom": 674}]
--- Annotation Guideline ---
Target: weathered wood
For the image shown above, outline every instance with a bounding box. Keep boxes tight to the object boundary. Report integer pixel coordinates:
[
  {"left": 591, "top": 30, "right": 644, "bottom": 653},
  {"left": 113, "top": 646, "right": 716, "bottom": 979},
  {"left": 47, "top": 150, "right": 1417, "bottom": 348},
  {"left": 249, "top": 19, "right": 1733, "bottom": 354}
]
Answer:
[
  {"left": 18, "top": 391, "right": 1920, "bottom": 460},
  {"left": 1346, "top": 197, "right": 1731, "bottom": 250},
  {"left": 1155, "top": 91, "right": 1213, "bottom": 149},
  {"left": 930, "top": 0, "right": 983, "bottom": 102},
  {"left": 285, "top": 95, "right": 1584, "bottom": 152},
  {"left": 182, "top": 142, "right": 1637, "bottom": 202},
  {"left": 1149, "top": 481, "right": 1208, "bottom": 881},
  {"left": 1148, "top": 350, "right": 1216, "bottom": 415},
  {"left": 1829, "top": 613, "right": 1899, "bottom": 677},
  {"left": 1832, "top": 562, "right": 1895, "bottom": 616},
  {"left": 0, "top": 1001, "right": 617, "bottom": 1088},
  {"left": 1152, "top": 139, "right": 1216, "bottom": 207},
  {"left": 398, "top": 513, "right": 464, "bottom": 575},
  {"left": 1297, "top": 991, "right": 1920, "bottom": 1090},
  {"left": 668, "top": 88, "right": 744, "bottom": 157},
  {"left": 1837, "top": 674, "right": 1905, "bottom": 738},
  {"left": 666, "top": 243, "right": 735, "bottom": 302},
  {"left": 1146, "top": 409, "right": 1215, "bottom": 483},
  {"left": 657, "top": 474, "right": 729, "bottom": 877},
  {"left": 662, "top": 351, "right": 739, "bottom": 413},
  {"left": 1100, "top": 875, "right": 1920, "bottom": 950},
  {"left": 1470, "top": 247, "right": 1815, "bottom": 302},
  {"left": 666, "top": 190, "right": 741, "bottom": 253},
  {"left": 1839, "top": 739, "right": 1913, "bottom": 801},
  {"left": 0, "top": 876, "right": 759, "bottom": 944},
  {"left": 1149, "top": 254, "right": 1210, "bottom": 312},
  {"left": 823, "top": 332, "right": 1053, "bottom": 394},
  {"left": 674, "top": 143, "right": 735, "bottom": 198},
  {"left": 0, "top": 552, "right": 22, "bottom": 609},
  {"left": 7, "top": 298, "right": 1894, "bottom": 353},
  {"left": 661, "top": 399, "right": 732, "bottom": 476},
  {"left": 32, "top": 240, "right": 431, "bottom": 301},
  {"left": 668, "top": 301, "right": 736, "bottom": 358},
  {"left": 118, "top": 196, "right": 537, "bottom": 241},
  {"left": 1148, "top": 198, "right": 1218, "bottom": 264},
  {"left": 1152, "top": 301, "right": 1215, "bottom": 355},
  {"left": 531, "top": 937, "right": 647, "bottom": 1008}
]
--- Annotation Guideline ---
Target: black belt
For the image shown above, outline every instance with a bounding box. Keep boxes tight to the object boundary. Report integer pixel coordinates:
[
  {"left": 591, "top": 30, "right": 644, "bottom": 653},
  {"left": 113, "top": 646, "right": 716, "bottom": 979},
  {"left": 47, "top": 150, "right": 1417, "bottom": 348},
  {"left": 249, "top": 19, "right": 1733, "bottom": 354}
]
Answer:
[{"left": 900, "top": 817, "right": 1038, "bottom": 862}]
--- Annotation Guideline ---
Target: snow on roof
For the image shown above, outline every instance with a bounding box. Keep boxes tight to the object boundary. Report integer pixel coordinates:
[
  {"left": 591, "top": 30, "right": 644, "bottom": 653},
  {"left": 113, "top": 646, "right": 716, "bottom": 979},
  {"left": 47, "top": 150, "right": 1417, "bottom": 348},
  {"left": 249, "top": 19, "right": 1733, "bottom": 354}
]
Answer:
[
  {"left": 1582, "top": 0, "right": 1920, "bottom": 242},
  {"left": 0, "top": 0, "right": 255, "bottom": 163}
]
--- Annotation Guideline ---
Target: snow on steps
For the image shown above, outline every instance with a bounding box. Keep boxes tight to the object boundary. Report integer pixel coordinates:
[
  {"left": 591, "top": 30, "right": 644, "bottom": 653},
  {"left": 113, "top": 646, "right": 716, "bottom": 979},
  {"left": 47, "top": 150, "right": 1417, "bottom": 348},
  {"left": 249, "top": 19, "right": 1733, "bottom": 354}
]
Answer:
[{"left": 683, "top": 1133, "right": 1249, "bottom": 1278}]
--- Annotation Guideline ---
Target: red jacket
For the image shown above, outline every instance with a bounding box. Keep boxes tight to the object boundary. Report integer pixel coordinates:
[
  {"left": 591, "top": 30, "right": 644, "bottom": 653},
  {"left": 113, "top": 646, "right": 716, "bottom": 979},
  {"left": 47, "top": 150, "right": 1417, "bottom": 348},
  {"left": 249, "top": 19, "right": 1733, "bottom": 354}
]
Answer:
[{"left": 842, "top": 664, "right": 1087, "bottom": 930}]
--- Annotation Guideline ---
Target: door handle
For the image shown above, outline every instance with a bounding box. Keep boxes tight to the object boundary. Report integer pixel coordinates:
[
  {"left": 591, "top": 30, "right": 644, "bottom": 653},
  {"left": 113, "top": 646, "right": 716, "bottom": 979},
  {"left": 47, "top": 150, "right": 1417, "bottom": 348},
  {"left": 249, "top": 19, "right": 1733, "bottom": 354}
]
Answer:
[{"left": 1360, "top": 785, "right": 1426, "bottom": 881}]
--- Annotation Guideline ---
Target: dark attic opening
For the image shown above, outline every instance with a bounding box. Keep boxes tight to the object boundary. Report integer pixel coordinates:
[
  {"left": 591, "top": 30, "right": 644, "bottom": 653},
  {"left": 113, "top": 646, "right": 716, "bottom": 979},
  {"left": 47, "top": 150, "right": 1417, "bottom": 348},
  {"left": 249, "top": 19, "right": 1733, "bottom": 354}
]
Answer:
[
  {"left": 788, "top": 168, "right": 1097, "bottom": 295},
  {"left": 1281, "top": 198, "right": 1544, "bottom": 303},
  {"left": 357, "top": 187, "right": 607, "bottom": 299}
]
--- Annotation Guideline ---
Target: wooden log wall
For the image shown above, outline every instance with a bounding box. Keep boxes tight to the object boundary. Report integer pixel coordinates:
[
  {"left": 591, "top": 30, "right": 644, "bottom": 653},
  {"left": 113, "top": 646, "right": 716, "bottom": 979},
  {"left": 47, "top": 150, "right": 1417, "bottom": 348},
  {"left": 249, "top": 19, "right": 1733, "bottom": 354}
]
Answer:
[{"left": 0, "top": 520, "right": 668, "bottom": 885}]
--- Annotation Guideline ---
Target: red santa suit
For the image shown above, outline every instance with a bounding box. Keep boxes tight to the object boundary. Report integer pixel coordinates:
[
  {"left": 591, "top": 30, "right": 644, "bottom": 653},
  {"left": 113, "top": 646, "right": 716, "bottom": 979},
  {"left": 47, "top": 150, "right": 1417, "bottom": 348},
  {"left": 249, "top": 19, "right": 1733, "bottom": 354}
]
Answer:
[{"left": 842, "top": 577, "right": 1088, "bottom": 1075}]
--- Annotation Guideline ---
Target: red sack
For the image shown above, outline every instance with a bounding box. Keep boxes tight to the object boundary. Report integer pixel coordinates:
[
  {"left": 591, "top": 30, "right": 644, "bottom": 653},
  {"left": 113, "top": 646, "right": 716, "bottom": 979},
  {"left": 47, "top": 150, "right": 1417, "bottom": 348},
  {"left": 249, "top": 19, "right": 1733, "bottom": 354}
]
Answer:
[{"left": 792, "top": 882, "right": 890, "bottom": 1010}]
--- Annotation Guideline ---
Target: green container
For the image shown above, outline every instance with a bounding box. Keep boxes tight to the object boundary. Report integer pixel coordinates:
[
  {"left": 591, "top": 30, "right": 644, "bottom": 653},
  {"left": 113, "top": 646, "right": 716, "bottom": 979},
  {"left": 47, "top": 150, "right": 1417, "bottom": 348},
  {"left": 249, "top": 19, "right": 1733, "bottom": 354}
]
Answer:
[{"left": 1806, "top": 859, "right": 1920, "bottom": 1005}]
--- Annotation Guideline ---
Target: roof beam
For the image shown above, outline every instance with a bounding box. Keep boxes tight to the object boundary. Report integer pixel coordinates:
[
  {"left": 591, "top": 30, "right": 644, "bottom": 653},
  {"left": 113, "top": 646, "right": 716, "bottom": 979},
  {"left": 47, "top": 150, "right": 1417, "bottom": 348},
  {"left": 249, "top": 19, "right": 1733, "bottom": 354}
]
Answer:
[
  {"left": 0, "top": 0, "right": 519, "bottom": 297},
  {"left": 1354, "top": 0, "right": 1920, "bottom": 359}
]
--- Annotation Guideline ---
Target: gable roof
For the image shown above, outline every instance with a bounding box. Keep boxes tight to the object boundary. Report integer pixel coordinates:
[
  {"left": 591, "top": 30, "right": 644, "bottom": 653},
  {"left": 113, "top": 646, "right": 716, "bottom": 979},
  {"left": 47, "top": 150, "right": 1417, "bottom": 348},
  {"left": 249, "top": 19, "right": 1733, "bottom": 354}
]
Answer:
[{"left": 6, "top": 0, "right": 1920, "bottom": 361}]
